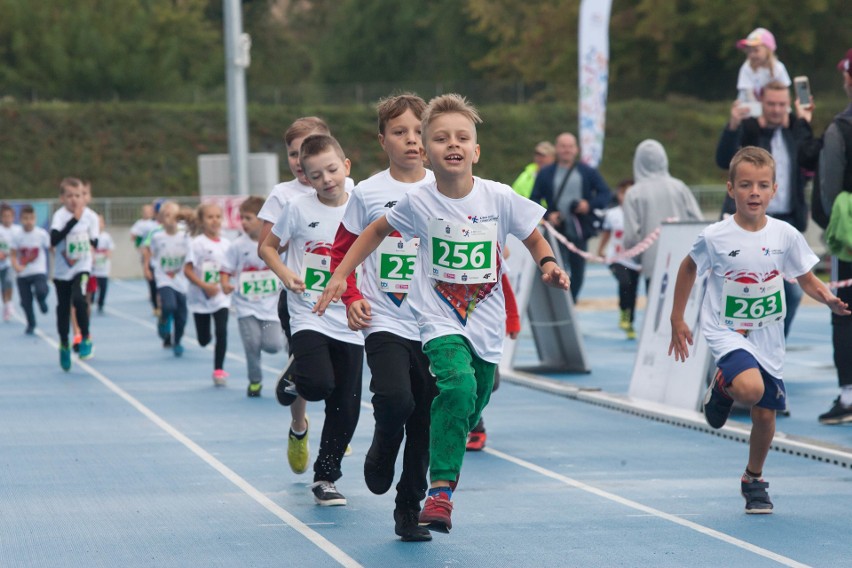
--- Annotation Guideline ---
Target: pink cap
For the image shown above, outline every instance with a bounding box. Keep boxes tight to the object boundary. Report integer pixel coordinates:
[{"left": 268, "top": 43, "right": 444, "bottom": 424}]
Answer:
[
  {"left": 838, "top": 48, "right": 852, "bottom": 75},
  {"left": 737, "top": 28, "right": 777, "bottom": 52}
]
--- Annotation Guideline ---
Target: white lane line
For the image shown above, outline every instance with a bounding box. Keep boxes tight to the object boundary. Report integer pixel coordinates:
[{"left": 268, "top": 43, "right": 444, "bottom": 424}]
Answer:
[
  {"left": 483, "top": 447, "right": 810, "bottom": 568},
  {"left": 31, "top": 327, "right": 363, "bottom": 568}
]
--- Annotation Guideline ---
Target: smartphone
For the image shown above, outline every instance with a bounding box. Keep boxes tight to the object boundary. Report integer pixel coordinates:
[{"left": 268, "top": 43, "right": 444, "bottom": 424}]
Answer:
[{"left": 794, "top": 76, "right": 812, "bottom": 106}]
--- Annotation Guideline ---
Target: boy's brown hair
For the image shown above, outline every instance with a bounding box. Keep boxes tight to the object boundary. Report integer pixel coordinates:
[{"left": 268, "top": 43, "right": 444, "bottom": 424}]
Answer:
[
  {"left": 284, "top": 117, "right": 330, "bottom": 146},
  {"left": 421, "top": 93, "right": 482, "bottom": 136},
  {"left": 299, "top": 134, "right": 346, "bottom": 168},
  {"left": 376, "top": 93, "right": 427, "bottom": 134},
  {"left": 239, "top": 196, "right": 265, "bottom": 216},
  {"left": 0, "top": 202, "right": 12, "bottom": 214},
  {"left": 59, "top": 177, "right": 83, "bottom": 194},
  {"left": 20, "top": 205, "right": 35, "bottom": 216},
  {"left": 729, "top": 146, "right": 776, "bottom": 184}
]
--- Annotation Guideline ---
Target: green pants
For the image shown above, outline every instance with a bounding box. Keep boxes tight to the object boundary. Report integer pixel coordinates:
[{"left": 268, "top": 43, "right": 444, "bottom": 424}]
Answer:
[{"left": 423, "top": 334, "right": 497, "bottom": 482}]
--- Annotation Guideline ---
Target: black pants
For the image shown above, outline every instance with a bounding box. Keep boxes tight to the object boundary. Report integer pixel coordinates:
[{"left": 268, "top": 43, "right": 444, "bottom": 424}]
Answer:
[
  {"left": 557, "top": 238, "right": 587, "bottom": 301},
  {"left": 95, "top": 277, "right": 108, "bottom": 310},
  {"left": 146, "top": 266, "right": 158, "bottom": 310},
  {"left": 833, "top": 257, "right": 852, "bottom": 387},
  {"left": 194, "top": 308, "right": 228, "bottom": 370},
  {"left": 365, "top": 332, "right": 437, "bottom": 512},
  {"left": 290, "top": 330, "right": 363, "bottom": 483},
  {"left": 610, "top": 263, "right": 640, "bottom": 318},
  {"left": 17, "top": 274, "right": 48, "bottom": 330},
  {"left": 159, "top": 287, "right": 188, "bottom": 346},
  {"left": 277, "top": 289, "right": 292, "bottom": 345},
  {"left": 54, "top": 273, "right": 89, "bottom": 345}
]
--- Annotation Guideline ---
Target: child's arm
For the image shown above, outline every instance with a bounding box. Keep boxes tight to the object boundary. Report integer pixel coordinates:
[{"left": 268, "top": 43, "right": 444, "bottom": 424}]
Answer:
[
  {"left": 797, "top": 272, "right": 850, "bottom": 316},
  {"left": 313, "top": 216, "right": 394, "bottom": 316},
  {"left": 10, "top": 248, "right": 22, "bottom": 272},
  {"left": 502, "top": 273, "right": 520, "bottom": 339},
  {"left": 596, "top": 230, "right": 611, "bottom": 259},
  {"left": 521, "top": 228, "right": 570, "bottom": 290},
  {"left": 183, "top": 262, "right": 220, "bottom": 298},
  {"left": 141, "top": 246, "right": 154, "bottom": 281},
  {"left": 668, "top": 256, "right": 698, "bottom": 362},
  {"left": 330, "top": 224, "right": 371, "bottom": 331},
  {"left": 219, "top": 271, "right": 235, "bottom": 295},
  {"left": 258, "top": 232, "right": 304, "bottom": 294}
]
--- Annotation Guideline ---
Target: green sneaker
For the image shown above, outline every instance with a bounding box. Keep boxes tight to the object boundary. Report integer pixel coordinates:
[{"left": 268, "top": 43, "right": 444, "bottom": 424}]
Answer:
[
  {"left": 247, "top": 382, "right": 262, "bottom": 398},
  {"left": 288, "top": 416, "right": 310, "bottom": 474},
  {"left": 59, "top": 344, "right": 72, "bottom": 371},
  {"left": 78, "top": 337, "right": 94, "bottom": 360},
  {"left": 619, "top": 309, "right": 631, "bottom": 331},
  {"left": 626, "top": 325, "right": 637, "bottom": 340}
]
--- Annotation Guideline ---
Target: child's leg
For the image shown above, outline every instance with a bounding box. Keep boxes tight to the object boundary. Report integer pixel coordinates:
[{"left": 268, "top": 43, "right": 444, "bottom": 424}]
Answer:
[
  {"left": 397, "top": 342, "right": 436, "bottom": 511},
  {"left": 17, "top": 276, "right": 36, "bottom": 330},
  {"left": 212, "top": 307, "right": 229, "bottom": 370},
  {"left": 158, "top": 287, "right": 177, "bottom": 335},
  {"left": 423, "top": 335, "right": 493, "bottom": 485},
  {"left": 72, "top": 274, "right": 91, "bottom": 338},
  {"left": 260, "top": 319, "right": 284, "bottom": 355},
  {"left": 468, "top": 355, "right": 497, "bottom": 433},
  {"left": 146, "top": 268, "right": 158, "bottom": 311},
  {"left": 96, "top": 277, "right": 108, "bottom": 310},
  {"left": 194, "top": 312, "right": 212, "bottom": 346},
  {"left": 174, "top": 293, "right": 187, "bottom": 345},
  {"left": 625, "top": 268, "right": 640, "bottom": 321},
  {"left": 34, "top": 274, "right": 49, "bottom": 312},
  {"left": 290, "top": 330, "right": 337, "bottom": 402},
  {"left": 53, "top": 279, "right": 72, "bottom": 344},
  {"left": 237, "top": 316, "right": 263, "bottom": 384},
  {"left": 748, "top": 406, "right": 776, "bottom": 475}
]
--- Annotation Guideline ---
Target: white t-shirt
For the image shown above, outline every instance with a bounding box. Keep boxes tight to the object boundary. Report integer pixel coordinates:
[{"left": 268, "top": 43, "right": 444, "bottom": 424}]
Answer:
[
  {"left": 690, "top": 216, "right": 818, "bottom": 378},
  {"left": 51, "top": 207, "right": 100, "bottom": 281},
  {"left": 13, "top": 227, "right": 50, "bottom": 278},
  {"left": 271, "top": 192, "right": 363, "bottom": 346},
  {"left": 149, "top": 228, "right": 190, "bottom": 293},
  {"left": 341, "top": 169, "right": 435, "bottom": 341},
  {"left": 385, "top": 177, "right": 545, "bottom": 363},
  {"left": 736, "top": 60, "right": 791, "bottom": 100},
  {"left": 92, "top": 231, "right": 114, "bottom": 278},
  {"left": 221, "top": 234, "right": 280, "bottom": 321},
  {"left": 185, "top": 234, "right": 232, "bottom": 313},
  {"left": 130, "top": 218, "right": 159, "bottom": 249},
  {"left": 601, "top": 206, "right": 641, "bottom": 271},
  {"left": 0, "top": 223, "right": 23, "bottom": 269}
]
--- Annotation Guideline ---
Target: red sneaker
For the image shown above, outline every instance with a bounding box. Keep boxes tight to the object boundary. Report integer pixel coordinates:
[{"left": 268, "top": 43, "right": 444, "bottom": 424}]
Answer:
[
  {"left": 419, "top": 493, "right": 453, "bottom": 533},
  {"left": 466, "top": 431, "right": 487, "bottom": 451}
]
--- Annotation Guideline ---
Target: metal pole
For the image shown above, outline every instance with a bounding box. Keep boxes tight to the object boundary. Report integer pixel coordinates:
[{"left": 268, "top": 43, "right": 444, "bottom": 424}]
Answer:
[{"left": 223, "top": 0, "right": 250, "bottom": 196}]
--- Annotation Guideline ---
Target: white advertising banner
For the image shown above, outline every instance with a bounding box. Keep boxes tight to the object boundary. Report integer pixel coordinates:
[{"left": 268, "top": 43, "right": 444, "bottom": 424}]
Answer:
[
  {"left": 628, "top": 222, "right": 712, "bottom": 411},
  {"left": 578, "top": 0, "right": 613, "bottom": 168}
]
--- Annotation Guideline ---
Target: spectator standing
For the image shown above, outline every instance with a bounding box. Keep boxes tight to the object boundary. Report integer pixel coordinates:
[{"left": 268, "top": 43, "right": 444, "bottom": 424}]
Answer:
[{"left": 511, "top": 141, "right": 555, "bottom": 199}]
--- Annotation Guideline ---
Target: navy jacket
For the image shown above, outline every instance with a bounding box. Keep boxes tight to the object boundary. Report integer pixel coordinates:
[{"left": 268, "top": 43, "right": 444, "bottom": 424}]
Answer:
[{"left": 530, "top": 162, "right": 611, "bottom": 242}]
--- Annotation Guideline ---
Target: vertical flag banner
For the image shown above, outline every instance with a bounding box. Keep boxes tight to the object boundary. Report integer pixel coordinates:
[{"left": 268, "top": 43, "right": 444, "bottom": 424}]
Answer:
[{"left": 578, "top": 0, "right": 613, "bottom": 168}]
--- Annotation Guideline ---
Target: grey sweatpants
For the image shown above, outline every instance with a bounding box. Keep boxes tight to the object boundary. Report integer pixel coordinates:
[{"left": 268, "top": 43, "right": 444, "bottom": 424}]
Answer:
[{"left": 237, "top": 316, "right": 285, "bottom": 383}]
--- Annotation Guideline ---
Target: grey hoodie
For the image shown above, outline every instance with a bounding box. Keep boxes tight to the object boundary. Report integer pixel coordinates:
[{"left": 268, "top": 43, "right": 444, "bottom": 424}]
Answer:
[{"left": 622, "top": 139, "right": 704, "bottom": 279}]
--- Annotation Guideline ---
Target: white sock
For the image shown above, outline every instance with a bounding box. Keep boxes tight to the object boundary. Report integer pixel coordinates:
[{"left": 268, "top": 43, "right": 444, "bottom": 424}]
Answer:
[{"left": 840, "top": 386, "right": 852, "bottom": 407}]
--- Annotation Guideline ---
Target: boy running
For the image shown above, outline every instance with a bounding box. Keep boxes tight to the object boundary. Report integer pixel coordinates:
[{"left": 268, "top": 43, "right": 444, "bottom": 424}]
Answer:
[
  {"left": 11, "top": 205, "right": 50, "bottom": 334},
  {"left": 315, "top": 94, "right": 570, "bottom": 532},
  {"left": 0, "top": 203, "right": 22, "bottom": 321},
  {"left": 669, "top": 146, "right": 849, "bottom": 513},
  {"left": 91, "top": 214, "right": 114, "bottom": 314}
]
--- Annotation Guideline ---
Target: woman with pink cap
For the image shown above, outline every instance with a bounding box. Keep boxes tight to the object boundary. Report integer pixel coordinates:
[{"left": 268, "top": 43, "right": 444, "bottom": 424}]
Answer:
[{"left": 736, "top": 27, "right": 792, "bottom": 111}]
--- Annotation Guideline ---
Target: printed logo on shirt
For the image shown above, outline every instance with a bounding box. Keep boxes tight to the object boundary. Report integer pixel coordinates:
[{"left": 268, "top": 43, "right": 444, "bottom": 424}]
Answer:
[
  {"left": 468, "top": 214, "right": 499, "bottom": 224},
  {"left": 728, "top": 250, "right": 740, "bottom": 257},
  {"left": 308, "top": 221, "right": 320, "bottom": 228},
  {"left": 761, "top": 247, "right": 783, "bottom": 256},
  {"left": 384, "top": 201, "right": 397, "bottom": 208}
]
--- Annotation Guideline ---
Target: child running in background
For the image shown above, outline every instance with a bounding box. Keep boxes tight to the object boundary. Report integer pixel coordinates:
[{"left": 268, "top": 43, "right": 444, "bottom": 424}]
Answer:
[
  {"left": 143, "top": 201, "right": 190, "bottom": 357},
  {"left": 735, "top": 28, "right": 791, "bottom": 115},
  {"left": 71, "top": 181, "right": 97, "bottom": 351},
  {"left": 91, "top": 214, "right": 114, "bottom": 314},
  {"left": 50, "top": 177, "right": 100, "bottom": 370},
  {"left": 0, "top": 203, "right": 22, "bottom": 321},
  {"left": 184, "top": 203, "right": 232, "bottom": 386},
  {"left": 260, "top": 134, "right": 364, "bottom": 507},
  {"left": 221, "top": 196, "right": 285, "bottom": 398},
  {"left": 330, "top": 93, "right": 436, "bottom": 540},
  {"left": 596, "top": 179, "right": 641, "bottom": 339},
  {"left": 11, "top": 205, "right": 50, "bottom": 334},
  {"left": 669, "top": 147, "right": 849, "bottom": 514},
  {"left": 131, "top": 203, "right": 161, "bottom": 316},
  {"left": 314, "top": 94, "right": 570, "bottom": 533}
]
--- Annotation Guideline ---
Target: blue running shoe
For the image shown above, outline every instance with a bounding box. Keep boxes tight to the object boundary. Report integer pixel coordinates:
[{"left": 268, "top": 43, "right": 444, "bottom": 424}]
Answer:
[
  {"left": 703, "top": 369, "right": 733, "bottom": 429},
  {"left": 60, "top": 344, "right": 72, "bottom": 371},
  {"left": 173, "top": 343, "right": 184, "bottom": 357},
  {"left": 741, "top": 478, "right": 773, "bottom": 514},
  {"left": 79, "top": 337, "right": 94, "bottom": 360}
]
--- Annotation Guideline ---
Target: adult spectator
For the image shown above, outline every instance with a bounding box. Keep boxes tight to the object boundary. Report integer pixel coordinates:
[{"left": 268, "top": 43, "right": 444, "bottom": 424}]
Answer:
[
  {"left": 530, "top": 132, "right": 611, "bottom": 300},
  {"left": 715, "top": 79, "right": 815, "bottom": 337},
  {"left": 817, "top": 48, "right": 852, "bottom": 425},
  {"left": 622, "top": 140, "right": 703, "bottom": 289},
  {"left": 511, "top": 141, "right": 555, "bottom": 199}
]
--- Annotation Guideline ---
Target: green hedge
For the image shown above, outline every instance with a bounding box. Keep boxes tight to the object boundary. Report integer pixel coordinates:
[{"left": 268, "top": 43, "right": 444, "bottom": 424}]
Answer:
[{"left": 1, "top": 97, "right": 846, "bottom": 198}]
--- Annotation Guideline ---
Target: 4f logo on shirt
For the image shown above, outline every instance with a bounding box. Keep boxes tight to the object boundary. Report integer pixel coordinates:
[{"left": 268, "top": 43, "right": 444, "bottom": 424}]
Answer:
[
  {"left": 728, "top": 250, "right": 740, "bottom": 257},
  {"left": 308, "top": 221, "right": 320, "bottom": 228},
  {"left": 384, "top": 201, "right": 397, "bottom": 208}
]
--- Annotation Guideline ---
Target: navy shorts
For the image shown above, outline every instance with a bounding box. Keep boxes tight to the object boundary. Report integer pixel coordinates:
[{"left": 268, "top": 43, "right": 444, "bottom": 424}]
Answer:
[{"left": 717, "top": 349, "right": 786, "bottom": 411}]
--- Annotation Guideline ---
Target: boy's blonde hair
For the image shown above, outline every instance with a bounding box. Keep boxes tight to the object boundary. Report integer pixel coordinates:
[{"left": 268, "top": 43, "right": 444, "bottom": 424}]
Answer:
[
  {"left": 284, "top": 117, "right": 330, "bottom": 146},
  {"left": 239, "top": 196, "right": 265, "bottom": 216},
  {"left": 376, "top": 93, "right": 427, "bottom": 134},
  {"left": 299, "top": 134, "right": 346, "bottom": 168},
  {"left": 421, "top": 94, "right": 482, "bottom": 136},
  {"left": 59, "top": 177, "right": 83, "bottom": 195},
  {"left": 729, "top": 146, "right": 776, "bottom": 184}
]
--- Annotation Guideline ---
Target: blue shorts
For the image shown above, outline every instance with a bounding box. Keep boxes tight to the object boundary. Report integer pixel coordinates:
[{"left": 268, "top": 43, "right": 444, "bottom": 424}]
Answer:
[{"left": 717, "top": 349, "right": 786, "bottom": 411}]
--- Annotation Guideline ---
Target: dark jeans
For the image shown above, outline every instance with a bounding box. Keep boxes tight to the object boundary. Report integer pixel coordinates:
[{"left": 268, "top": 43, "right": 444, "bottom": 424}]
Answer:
[
  {"left": 290, "top": 330, "right": 363, "bottom": 483},
  {"left": 54, "top": 273, "right": 89, "bottom": 345},
  {"left": 610, "top": 263, "right": 640, "bottom": 318},
  {"left": 95, "top": 277, "right": 108, "bottom": 310},
  {"left": 365, "top": 332, "right": 436, "bottom": 512},
  {"left": 159, "top": 287, "right": 188, "bottom": 346},
  {"left": 17, "top": 273, "right": 48, "bottom": 330},
  {"left": 194, "top": 308, "right": 229, "bottom": 370},
  {"left": 833, "top": 257, "right": 852, "bottom": 388},
  {"left": 146, "top": 266, "right": 158, "bottom": 310}
]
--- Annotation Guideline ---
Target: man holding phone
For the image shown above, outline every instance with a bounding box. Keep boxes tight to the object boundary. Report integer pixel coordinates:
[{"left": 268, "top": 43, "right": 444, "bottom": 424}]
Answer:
[{"left": 715, "top": 79, "right": 816, "bottom": 337}]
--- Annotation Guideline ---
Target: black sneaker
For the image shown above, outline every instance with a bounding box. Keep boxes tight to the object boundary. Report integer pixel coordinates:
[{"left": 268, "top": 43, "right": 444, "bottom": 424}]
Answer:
[
  {"left": 741, "top": 478, "right": 773, "bottom": 514},
  {"left": 394, "top": 509, "right": 432, "bottom": 542},
  {"left": 364, "top": 430, "right": 403, "bottom": 495},
  {"left": 247, "top": 383, "right": 262, "bottom": 398},
  {"left": 38, "top": 297, "right": 48, "bottom": 314},
  {"left": 703, "top": 369, "right": 734, "bottom": 429},
  {"left": 818, "top": 397, "right": 852, "bottom": 425},
  {"left": 310, "top": 481, "right": 347, "bottom": 506},
  {"left": 275, "top": 355, "right": 298, "bottom": 406}
]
